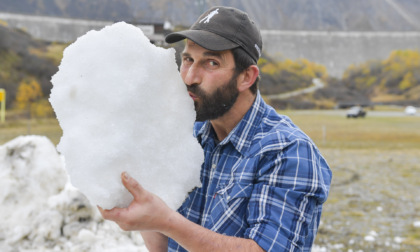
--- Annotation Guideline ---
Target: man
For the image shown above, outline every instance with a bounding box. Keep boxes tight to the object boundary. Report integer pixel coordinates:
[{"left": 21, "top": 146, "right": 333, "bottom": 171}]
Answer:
[{"left": 99, "top": 6, "right": 332, "bottom": 252}]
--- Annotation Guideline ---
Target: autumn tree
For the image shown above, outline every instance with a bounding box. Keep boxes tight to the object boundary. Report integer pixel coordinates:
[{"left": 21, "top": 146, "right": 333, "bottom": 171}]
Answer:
[
  {"left": 342, "top": 49, "right": 420, "bottom": 104},
  {"left": 15, "top": 77, "right": 53, "bottom": 118},
  {"left": 16, "top": 78, "right": 42, "bottom": 107},
  {"left": 258, "top": 56, "right": 328, "bottom": 95}
]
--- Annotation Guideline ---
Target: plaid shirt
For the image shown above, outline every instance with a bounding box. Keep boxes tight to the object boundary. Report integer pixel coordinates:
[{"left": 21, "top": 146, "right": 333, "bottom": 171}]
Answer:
[{"left": 168, "top": 93, "right": 332, "bottom": 251}]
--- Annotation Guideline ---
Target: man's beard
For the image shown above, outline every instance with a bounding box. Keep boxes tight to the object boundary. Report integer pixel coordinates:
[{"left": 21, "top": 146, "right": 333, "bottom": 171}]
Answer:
[{"left": 187, "top": 74, "right": 239, "bottom": 122}]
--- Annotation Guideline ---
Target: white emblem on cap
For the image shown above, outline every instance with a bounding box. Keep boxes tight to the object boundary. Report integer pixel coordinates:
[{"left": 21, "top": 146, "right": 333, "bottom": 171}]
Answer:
[
  {"left": 199, "top": 8, "right": 219, "bottom": 23},
  {"left": 255, "top": 44, "right": 261, "bottom": 57}
]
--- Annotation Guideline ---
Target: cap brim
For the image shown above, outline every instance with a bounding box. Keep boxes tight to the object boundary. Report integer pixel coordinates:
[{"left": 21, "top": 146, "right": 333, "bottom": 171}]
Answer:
[{"left": 165, "top": 30, "right": 239, "bottom": 51}]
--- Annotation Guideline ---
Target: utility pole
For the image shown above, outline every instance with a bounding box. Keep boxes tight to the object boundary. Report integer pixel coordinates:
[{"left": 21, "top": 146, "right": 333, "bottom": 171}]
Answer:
[{"left": 0, "top": 89, "right": 5, "bottom": 123}]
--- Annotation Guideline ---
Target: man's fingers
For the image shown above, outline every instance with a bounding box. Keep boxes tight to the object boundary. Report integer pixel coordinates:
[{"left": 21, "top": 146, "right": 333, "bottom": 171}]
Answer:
[
  {"left": 98, "top": 205, "right": 122, "bottom": 221},
  {"left": 121, "top": 171, "right": 144, "bottom": 201},
  {"left": 97, "top": 172, "right": 143, "bottom": 221},
  {"left": 97, "top": 206, "right": 110, "bottom": 218}
]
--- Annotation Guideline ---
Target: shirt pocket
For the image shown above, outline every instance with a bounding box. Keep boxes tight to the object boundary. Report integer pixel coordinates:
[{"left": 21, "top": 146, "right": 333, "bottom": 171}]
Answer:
[
  {"left": 209, "top": 183, "right": 254, "bottom": 235},
  {"left": 217, "top": 182, "right": 253, "bottom": 202}
]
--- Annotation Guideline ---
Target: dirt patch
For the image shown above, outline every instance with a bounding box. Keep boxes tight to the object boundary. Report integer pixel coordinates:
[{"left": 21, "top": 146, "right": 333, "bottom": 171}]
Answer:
[{"left": 315, "top": 148, "right": 420, "bottom": 251}]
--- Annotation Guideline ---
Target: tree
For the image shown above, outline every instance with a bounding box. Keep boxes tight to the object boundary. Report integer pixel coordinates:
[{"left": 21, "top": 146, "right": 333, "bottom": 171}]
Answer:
[
  {"left": 342, "top": 49, "right": 420, "bottom": 105},
  {"left": 399, "top": 72, "right": 414, "bottom": 90},
  {"left": 16, "top": 78, "right": 43, "bottom": 118}
]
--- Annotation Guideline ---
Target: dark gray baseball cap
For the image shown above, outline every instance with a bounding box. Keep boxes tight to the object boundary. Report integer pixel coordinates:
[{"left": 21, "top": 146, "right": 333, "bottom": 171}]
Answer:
[{"left": 165, "top": 6, "right": 262, "bottom": 63}]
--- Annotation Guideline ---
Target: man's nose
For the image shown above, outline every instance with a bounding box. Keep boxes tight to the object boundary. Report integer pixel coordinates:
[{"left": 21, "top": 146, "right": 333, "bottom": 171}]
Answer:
[{"left": 183, "top": 64, "right": 202, "bottom": 86}]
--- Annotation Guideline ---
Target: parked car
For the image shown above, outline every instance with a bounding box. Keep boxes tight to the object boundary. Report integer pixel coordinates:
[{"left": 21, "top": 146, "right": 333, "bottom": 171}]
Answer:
[
  {"left": 405, "top": 106, "right": 417, "bottom": 116},
  {"left": 346, "top": 106, "right": 366, "bottom": 118}
]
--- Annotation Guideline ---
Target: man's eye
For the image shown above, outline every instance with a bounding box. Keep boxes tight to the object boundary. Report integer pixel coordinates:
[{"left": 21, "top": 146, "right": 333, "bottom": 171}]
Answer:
[
  {"left": 183, "top": 57, "right": 193, "bottom": 64},
  {"left": 207, "top": 60, "right": 219, "bottom": 67}
]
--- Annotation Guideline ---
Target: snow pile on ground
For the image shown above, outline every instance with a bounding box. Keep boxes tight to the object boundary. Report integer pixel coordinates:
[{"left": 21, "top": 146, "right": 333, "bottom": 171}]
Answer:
[
  {"left": 49, "top": 21, "right": 203, "bottom": 210},
  {"left": 0, "top": 136, "right": 147, "bottom": 251}
]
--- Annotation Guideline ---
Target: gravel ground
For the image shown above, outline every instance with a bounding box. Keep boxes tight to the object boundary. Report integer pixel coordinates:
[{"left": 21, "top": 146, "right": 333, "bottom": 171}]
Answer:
[{"left": 314, "top": 148, "right": 420, "bottom": 251}]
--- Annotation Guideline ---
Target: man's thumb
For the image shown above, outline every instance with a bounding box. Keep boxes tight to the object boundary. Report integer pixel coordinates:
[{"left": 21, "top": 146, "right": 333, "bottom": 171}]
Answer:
[{"left": 121, "top": 172, "right": 143, "bottom": 200}]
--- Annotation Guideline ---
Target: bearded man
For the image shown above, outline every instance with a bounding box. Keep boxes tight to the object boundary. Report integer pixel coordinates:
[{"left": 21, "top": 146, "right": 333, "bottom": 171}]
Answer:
[{"left": 100, "top": 6, "right": 332, "bottom": 252}]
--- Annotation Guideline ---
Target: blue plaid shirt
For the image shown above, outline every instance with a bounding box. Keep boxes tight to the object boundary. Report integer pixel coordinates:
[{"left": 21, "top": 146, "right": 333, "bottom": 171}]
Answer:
[{"left": 168, "top": 93, "right": 332, "bottom": 251}]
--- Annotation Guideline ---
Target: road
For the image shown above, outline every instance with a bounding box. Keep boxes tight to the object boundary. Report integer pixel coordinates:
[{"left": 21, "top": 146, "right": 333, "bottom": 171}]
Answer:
[
  {"left": 287, "top": 109, "right": 420, "bottom": 117},
  {"left": 266, "top": 78, "right": 325, "bottom": 99}
]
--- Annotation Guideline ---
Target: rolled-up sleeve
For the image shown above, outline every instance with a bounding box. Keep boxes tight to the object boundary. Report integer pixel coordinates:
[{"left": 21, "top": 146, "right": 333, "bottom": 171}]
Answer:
[{"left": 245, "top": 139, "right": 331, "bottom": 251}]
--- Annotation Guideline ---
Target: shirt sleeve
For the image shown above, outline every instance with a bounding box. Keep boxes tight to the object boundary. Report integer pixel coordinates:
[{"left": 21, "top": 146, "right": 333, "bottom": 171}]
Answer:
[{"left": 244, "top": 139, "right": 331, "bottom": 252}]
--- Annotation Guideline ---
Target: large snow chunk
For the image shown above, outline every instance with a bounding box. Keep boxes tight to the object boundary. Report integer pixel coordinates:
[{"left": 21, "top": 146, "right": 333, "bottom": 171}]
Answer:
[{"left": 50, "top": 22, "right": 203, "bottom": 210}]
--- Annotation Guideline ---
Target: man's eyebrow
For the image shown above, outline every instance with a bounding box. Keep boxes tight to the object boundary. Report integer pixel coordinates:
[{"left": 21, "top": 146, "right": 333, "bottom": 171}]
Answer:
[
  {"left": 203, "top": 51, "right": 224, "bottom": 59},
  {"left": 181, "top": 52, "right": 191, "bottom": 57},
  {"left": 181, "top": 50, "right": 226, "bottom": 60}
]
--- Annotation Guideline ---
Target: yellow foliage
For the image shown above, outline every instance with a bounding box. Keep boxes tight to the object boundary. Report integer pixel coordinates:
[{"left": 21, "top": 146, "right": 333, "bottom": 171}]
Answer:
[
  {"left": 386, "top": 50, "right": 420, "bottom": 67},
  {"left": 366, "top": 76, "right": 377, "bottom": 87},
  {"left": 257, "top": 57, "right": 268, "bottom": 65},
  {"left": 342, "top": 64, "right": 354, "bottom": 79},
  {"left": 15, "top": 79, "right": 55, "bottom": 118},
  {"left": 0, "top": 51, "right": 20, "bottom": 80},
  {"left": 0, "top": 19, "right": 8, "bottom": 27},
  {"left": 260, "top": 63, "right": 278, "bottom": 75},
  {"left": 343, "top": 49, "right": 420, "bottom": 95},
  {"left": 16, "top": 78, "right": 43, "bottom": 109},
  {"left": 32, "top": 99, "right": 54, "bottom": 118},
  {"left": 383, "top": 50, "right": 420, "bottom": 77},
  {"left": 28, "top": 42, "right": 67, "bottom": 65},
  {"left": 259, "top": 57, "right": 328, "bottom": 79},
  {"left": 399, "top": 72, "right": 414, "bottom": 90}
]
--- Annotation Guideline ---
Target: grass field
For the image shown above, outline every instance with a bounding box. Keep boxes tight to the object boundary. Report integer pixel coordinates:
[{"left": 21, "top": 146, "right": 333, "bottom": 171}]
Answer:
[
  {"left": 0, "top": 116, "right": 62, "bottom": 145},
  {"left": 2, "top": 108, "right": 419, "bottom": 148},
  {"left": 1, "top": 108, "right": 419, "bottom": 251},
  {"left": 282, "top": 110, "right": 420, "bottom": 150},
  {"left": 281, "top": 109, "right": 420, "bottom": 251}
]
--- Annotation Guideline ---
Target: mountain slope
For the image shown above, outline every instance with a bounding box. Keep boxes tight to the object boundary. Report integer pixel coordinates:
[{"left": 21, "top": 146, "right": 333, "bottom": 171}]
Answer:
[
  {"left": 0, "top": 0, "right": 419, "bottom": 31},
  {"left": 0, "top": 24, "right": 58, "bottom": 107}
]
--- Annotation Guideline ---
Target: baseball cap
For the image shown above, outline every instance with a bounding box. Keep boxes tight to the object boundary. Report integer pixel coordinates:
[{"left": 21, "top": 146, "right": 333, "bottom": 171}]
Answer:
[{"left": 165, "top": 6, "right": 262, "bottom": 63}]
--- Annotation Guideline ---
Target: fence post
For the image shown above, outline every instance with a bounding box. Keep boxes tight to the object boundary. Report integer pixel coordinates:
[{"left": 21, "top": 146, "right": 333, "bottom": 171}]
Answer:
[{"left": 0, "top": 89, "right": 5, "bottom": 123}]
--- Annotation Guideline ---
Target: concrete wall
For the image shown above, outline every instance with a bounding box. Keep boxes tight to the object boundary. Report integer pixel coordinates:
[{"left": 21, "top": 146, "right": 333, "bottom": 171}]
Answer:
[
  {"left": 1, "top": 12, "right": 419, "bottom": 77},
  {"left": 262, "top": 30, "right": 420, "bottom": 77},
  {"left": 0, "top": 12, "right": 162, "bottom": 44}
]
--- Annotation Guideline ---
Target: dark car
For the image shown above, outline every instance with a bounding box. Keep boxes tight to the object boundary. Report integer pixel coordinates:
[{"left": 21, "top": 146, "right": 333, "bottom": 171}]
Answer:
[{"left": 346, "top": 106, "right": 366, "bottom": 118}]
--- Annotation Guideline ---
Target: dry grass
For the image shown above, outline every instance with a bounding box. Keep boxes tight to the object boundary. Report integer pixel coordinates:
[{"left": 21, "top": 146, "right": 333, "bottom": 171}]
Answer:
[
  {"left": 277, "top": 109, "right": 420, "bottom": 251},
  {"left": 29, "top": 42, "right": 68, "bottom": 65},
  {"left": 0, "top": 110, "right": 62, "bottom": 145},
  {"left": 1, "top": 108, "right": 419, "bottom": 250},
  {"left": 315, "top": 148, "right": 420, "bottom": 251},
  {"left": 282, "top": 110, "right": 420, "bottom": 150},
  {"left": 1, "top": 107, "right": 419, "bottom": 149}
]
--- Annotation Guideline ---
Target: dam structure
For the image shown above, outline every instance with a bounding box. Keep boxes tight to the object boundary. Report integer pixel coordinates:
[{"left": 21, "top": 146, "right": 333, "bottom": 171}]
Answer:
[
  {"left": 262, "top": 30, "right": 420, "bottom": 77},
  {"left": 0, "top": 12, "right": 163, "bottom": 44},
  {"left": 1, "top": 12, "right": 419, "bottom": 77}
]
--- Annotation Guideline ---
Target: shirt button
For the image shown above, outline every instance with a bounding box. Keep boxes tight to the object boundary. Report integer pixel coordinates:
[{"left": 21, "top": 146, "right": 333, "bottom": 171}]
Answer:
[{"left": 211, "top": 164, "right": 216, "bottom": 169}]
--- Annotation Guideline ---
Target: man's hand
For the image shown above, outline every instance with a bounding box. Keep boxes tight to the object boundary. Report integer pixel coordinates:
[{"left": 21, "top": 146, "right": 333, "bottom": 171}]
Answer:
[
  {"left": 98, "top": 172, "right": 174, "bottom": 232},
  {"left": 98, "top": 172, "right": 264, "bottom": 252}
]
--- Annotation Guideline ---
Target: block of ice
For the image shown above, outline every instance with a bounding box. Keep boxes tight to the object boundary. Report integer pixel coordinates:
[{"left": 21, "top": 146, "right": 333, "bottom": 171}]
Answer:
[{"left": 49, "top": 22, "right": 203, "bottom": 210}]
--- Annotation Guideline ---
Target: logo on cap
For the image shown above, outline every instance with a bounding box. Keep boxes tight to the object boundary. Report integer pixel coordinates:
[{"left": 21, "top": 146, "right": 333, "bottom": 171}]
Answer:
[
  {"left": 199, "top": 8, "right": 219, "bottom": 24},
  {"left": 255, "top": 44, "right": 261, "bottom": 58}
]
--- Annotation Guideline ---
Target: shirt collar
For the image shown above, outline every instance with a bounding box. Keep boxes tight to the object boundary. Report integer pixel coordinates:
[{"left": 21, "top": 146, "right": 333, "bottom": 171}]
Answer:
[{"left": 195, "top": 92, "right": 266, "bottom": 155}]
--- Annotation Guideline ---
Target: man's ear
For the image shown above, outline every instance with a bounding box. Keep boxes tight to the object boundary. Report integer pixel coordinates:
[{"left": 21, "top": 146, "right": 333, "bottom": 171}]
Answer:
[{"left": 237, "top": 65, "right": 259, "bottom": 92}]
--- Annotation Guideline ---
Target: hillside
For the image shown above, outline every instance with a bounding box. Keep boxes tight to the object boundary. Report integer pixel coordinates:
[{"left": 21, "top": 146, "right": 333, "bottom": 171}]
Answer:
[
  {"left": 268, "top": 49, "right": 420, "bottom": 109},
  {"left": 0, "top": 24, "right": 58, "bottom": 108},
  {"left": 341, "top": 50, "right": 420, "bottom": 106},
  {"left": 0, "top": 0, "right": 419, "bottom": 31},
  {"left": 0, "top": 4, "right": 419, "bottom": 111}
]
